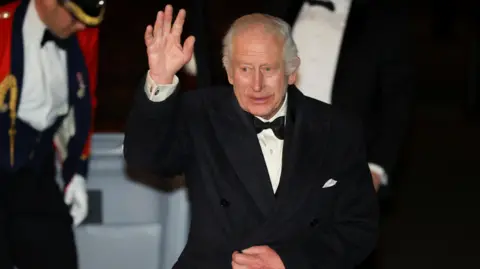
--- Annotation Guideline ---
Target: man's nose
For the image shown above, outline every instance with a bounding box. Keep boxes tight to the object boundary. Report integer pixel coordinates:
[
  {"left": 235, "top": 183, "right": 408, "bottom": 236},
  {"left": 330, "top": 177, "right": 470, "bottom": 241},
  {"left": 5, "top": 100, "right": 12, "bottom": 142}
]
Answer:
[{"left": 252, "top": 70, "right": 263, "bottom": 92}]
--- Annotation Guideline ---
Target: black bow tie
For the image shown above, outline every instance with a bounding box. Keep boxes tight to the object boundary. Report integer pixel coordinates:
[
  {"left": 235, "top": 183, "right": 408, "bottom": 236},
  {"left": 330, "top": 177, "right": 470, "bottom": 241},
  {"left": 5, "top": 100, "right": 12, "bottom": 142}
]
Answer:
[
  {"left": 41, "top": 30, "right": 68, "bottom": 50},
  {"left": 307, "top": 0, "right": 336, "bottom": 12},
  {"left": 253, "top": 116, "right": 286, "bottom": 140}
]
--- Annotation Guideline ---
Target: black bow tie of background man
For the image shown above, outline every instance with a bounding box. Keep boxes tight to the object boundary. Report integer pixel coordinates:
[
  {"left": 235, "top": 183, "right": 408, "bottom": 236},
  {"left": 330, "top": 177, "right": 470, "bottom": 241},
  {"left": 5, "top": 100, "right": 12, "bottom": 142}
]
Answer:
[
  {"left": 253, "top": 116, "right": 286, "bottom": 140},
  {"left": 41, "top": 30, "right": 69, "bottom": 50},
  {"left": 307, "top": 0, "right": 336, "bottom": 12}
]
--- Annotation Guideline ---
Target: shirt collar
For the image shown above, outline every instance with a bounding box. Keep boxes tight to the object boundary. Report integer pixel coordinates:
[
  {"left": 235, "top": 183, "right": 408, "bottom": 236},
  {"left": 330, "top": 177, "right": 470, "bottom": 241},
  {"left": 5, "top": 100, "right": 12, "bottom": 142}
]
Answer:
[
  {"left": 23, "top": 0, "right": 47, "bottom": 47},
  {"left": 332, "top": 0, "right": 352, "bottom": 15},
  {"left": 306, "top": 0, "right": 352, "bottom": 15}
]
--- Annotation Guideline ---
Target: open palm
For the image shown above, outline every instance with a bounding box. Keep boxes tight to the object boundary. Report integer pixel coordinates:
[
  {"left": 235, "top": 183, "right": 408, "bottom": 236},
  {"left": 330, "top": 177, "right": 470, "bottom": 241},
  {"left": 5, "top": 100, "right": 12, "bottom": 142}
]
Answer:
[{"left": 145, "top": 5, "right": 195, "bottom": 84}]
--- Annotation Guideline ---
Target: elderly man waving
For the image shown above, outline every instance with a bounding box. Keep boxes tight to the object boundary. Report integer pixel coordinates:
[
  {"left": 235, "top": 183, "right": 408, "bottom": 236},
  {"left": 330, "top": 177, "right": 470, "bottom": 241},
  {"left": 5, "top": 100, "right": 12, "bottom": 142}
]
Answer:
[{"left": 124, "top": 4, "right": 378, "bottom": 269}]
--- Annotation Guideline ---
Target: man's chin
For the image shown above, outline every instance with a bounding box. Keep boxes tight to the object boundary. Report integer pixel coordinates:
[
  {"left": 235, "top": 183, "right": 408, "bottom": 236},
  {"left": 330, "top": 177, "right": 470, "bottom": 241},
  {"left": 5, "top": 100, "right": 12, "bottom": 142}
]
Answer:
[
  {"left": 249, "top": 107, "right": 275, "bottom": 119},
  {"left": 54, "top": 30, "right": 74, "bottom": 39}
]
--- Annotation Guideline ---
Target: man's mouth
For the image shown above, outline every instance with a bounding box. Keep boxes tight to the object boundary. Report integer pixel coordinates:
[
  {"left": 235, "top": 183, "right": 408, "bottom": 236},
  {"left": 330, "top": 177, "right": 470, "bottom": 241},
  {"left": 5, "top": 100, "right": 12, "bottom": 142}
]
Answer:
[{"left": 250, "top": 96, "right": 271, "bottom": 104}]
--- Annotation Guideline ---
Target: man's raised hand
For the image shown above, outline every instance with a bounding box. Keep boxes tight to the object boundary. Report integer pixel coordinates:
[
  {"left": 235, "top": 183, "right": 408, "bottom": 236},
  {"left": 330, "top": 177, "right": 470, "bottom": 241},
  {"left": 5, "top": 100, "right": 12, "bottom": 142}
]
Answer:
[{"left": 145, "top": 4, "right": 195, "bottom": 84}]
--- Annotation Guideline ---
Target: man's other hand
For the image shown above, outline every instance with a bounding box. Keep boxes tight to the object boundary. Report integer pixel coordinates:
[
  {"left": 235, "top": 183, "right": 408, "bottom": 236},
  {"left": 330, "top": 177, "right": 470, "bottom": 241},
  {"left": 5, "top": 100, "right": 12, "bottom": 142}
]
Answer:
[{"left": 232, "top": 246, "right": 285, "bottom": 269}]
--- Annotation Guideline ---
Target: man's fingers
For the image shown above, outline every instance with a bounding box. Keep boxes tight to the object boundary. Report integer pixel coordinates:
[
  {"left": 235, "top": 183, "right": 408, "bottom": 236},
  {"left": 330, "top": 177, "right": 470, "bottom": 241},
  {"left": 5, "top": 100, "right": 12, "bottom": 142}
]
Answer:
[
  {"left": 172, "top": 9, "right": 186, "bottom": 41},
  {"left": 153, "top": 11, "right": 164, "bottom": 41},
  {"left": 182, "top": 35, "right": 195, "bottom": 63},
  {"left": 72, "top": 206, "right": 83, "bottom": 226},
  {"left": 70, "top": 196, "right": 88, "bottom": 226},
  {"left": 78, "top": 191, "right": 88, "bottom": 210},
  {"left": 241, "top": 245, "right": 267, "bottom": 255},
  {"left": 70, "top": 201, "right": 80, "bottom": 223},
  {"left": 232, "top": 252, "right": 258, "bottom": 266},
  {"left": 163, "top": 5, "right": 173, "bottom": 37},
  {"left": 145, "top": 25, "right": 154, "bottom": 46},
  {"left": 231, "top": 260, "right": 249, "bottom": 269},
  {"left": 73, "top": 217, "right": 82, "bottom": 227}
]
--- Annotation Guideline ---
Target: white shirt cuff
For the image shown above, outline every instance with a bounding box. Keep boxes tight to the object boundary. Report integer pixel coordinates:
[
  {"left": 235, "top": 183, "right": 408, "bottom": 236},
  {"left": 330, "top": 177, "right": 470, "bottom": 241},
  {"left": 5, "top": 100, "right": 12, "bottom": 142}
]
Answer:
[
  {"left": 144, "top": 71, "right": 179, "bottom": 102},
  {"left": 368, "top": 162, "right": 388, "bottom": 186}
]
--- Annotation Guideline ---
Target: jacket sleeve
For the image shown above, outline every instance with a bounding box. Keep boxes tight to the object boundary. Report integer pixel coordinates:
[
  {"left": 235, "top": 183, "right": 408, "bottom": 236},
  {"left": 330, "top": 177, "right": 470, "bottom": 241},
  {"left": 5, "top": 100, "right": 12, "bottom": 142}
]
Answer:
[
  {"left": 54, "top": 27, "right": 99, "bottom": 185},
  {"left": 75, "top": 27, "right": 99, "bottom": 179},
  {"left": 123, "top": 75, "right": 191, "bottom": 179},
  {"left": 366, "top": 6, "right": 414, "bottom": 178}
]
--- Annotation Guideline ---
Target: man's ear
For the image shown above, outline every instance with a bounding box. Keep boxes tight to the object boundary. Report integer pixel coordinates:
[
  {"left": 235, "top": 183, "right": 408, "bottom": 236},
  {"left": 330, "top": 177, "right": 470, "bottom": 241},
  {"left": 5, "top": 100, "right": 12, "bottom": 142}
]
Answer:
[
  {"left": 223, "top": 56, "right": 234, "bottom": 85},
  {"left": 287, "top": 57, "right": 301, "bottom": 85}
]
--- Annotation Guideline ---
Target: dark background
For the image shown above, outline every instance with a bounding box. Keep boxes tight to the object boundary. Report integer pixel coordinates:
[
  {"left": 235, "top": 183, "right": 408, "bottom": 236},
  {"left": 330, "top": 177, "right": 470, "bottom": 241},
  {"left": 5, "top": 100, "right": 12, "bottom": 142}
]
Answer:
[{"left": 2, "top": 0, "right": 479, "bottom": 267}]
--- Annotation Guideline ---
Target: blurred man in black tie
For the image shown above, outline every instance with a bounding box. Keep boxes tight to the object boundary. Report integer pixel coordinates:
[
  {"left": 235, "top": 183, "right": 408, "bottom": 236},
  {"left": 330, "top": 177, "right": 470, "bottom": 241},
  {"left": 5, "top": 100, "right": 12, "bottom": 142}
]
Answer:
[{"left": 271, "top": 0, "right": 413, "bottom": 200}]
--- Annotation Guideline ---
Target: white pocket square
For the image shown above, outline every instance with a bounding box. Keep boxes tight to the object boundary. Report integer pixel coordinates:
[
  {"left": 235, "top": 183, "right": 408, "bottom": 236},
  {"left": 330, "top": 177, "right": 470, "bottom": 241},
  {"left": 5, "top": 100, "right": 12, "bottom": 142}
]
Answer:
[{"left": 322, "top": 178, "right": 337, "bottom": 188}]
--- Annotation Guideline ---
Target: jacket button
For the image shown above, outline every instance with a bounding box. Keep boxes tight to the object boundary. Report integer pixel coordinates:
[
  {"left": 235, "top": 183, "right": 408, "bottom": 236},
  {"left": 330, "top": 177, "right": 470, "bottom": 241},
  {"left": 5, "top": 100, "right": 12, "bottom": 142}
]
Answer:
[
  {"left": 310, "top": 218, "right": 319, "bottom": 227},
  {"left": 220, "top": 198, "right": 230, "bottom": 207},
  {"left": 1, "top": 11, "right": 10, "bottom": 19}
]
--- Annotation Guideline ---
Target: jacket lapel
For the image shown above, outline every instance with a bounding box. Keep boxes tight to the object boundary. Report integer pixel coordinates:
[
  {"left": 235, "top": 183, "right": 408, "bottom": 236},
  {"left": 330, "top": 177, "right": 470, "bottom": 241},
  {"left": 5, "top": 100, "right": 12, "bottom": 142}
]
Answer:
[
  {"left": 275, "top": 86, "right": 330, "bottom": 213},
  {"left": 208, "top": 90, "right": 276, "bottom": 218},
  {"left": 10, "top": 0, "right": 29, "bottom": 107}
]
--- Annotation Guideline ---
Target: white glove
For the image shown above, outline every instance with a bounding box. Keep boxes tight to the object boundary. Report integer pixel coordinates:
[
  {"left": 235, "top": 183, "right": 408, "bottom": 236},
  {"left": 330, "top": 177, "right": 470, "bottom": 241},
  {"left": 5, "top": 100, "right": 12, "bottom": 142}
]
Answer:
[
  {"left": 183, "top": 52, "right": 197, "bottom": 76},
  {"left": 64, "top": 174, "right": 89, "bottom": 226}
]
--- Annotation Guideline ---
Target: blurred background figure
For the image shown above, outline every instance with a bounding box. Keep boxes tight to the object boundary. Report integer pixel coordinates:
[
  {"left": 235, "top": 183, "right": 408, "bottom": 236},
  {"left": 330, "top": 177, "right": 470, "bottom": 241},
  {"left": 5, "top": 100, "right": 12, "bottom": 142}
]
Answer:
[
  {"left": 270, "top": 0, "right": 413, "bottom": 200},
  {"left": 0, "top": 0, "right": 102, "bottom": 268},
  {"left": 466, "top": 3, "right": 479, "bottom": 122}
]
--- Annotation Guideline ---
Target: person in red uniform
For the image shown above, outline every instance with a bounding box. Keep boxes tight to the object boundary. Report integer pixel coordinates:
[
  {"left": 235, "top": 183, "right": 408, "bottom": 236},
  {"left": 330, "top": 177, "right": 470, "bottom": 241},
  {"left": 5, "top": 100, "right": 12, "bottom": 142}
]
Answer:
[{"left": 0, "top": 0, "right": 103, "bottom": 268}]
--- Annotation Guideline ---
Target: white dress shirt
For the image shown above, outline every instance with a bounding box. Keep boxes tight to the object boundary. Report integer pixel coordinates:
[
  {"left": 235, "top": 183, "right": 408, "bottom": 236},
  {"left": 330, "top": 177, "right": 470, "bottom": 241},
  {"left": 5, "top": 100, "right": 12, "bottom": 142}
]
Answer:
[
  {"left": 145, "top": 73, "right": 286, "bottom": 193},
  {"left": 292, "top": 0, "right": 388, "bottom": 185},
  {"left": 254, "top": 97, "right": 287, "bottom": 193},
  {"left": 20, "top": 1, "right": 84, "bottom": 183},
  {"left": 292, "top": 0, "right": 351, "bottom": 104},
  {"left": 19, "top": 0, "right": 69, "bottom": 131}
]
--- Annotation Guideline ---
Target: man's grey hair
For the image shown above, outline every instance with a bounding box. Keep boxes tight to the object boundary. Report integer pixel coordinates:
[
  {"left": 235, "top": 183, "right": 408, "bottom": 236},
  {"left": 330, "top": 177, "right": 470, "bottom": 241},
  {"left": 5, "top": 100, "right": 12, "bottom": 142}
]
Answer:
[{"left": 221, "top": 13, "right": 299, "bottom": 75}]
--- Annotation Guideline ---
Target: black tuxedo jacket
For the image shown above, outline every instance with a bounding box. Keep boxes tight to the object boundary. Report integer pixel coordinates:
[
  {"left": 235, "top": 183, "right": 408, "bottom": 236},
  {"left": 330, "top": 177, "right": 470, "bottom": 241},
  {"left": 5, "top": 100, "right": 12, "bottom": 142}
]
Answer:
[
  {"left": 124, "top": 81, "right": 378, "bottom": 268},
  {"left": 263, "top": 0, "right": 414, "bottom": 192}
]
